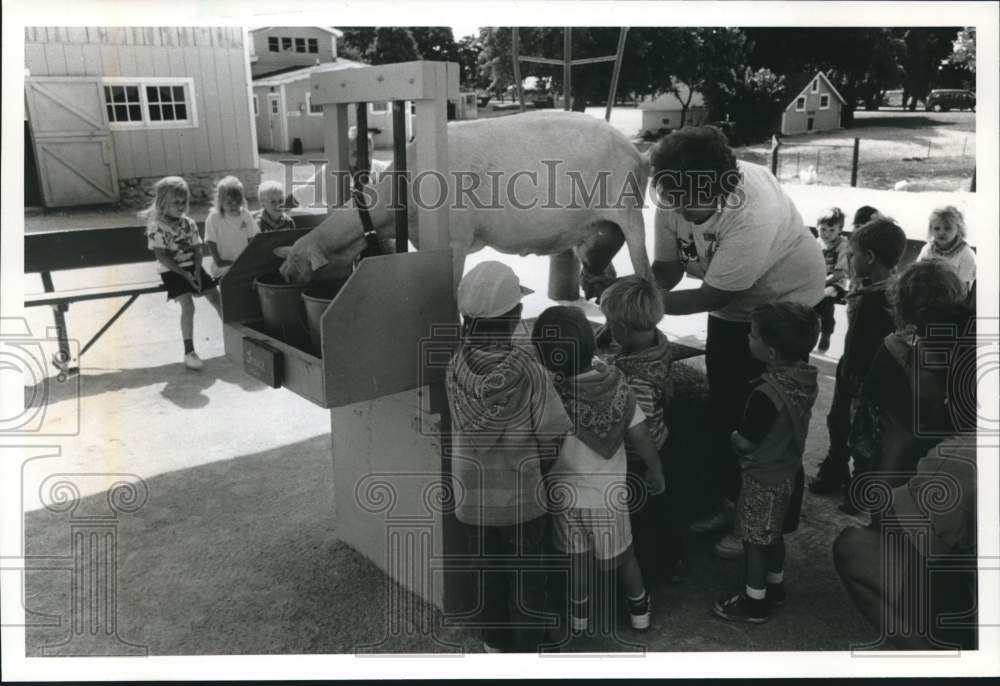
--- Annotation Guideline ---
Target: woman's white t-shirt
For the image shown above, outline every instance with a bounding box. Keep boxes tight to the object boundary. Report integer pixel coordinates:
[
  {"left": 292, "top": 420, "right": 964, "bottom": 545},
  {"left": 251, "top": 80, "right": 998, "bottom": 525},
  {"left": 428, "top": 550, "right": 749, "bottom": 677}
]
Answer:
[{"left": 654, "top": 161, "right": 826, "bottom": 322}]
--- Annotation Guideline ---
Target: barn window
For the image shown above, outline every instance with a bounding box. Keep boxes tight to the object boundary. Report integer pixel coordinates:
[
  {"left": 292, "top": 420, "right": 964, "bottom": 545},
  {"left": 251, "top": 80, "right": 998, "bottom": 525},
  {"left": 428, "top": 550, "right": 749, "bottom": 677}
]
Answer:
[
  {"left": 104, "top": 85, "right": 142, "bottom": 123},
  {"left": 819, "top": 94, "right": 830, "bottom": 110},
  {"left": 811, "top": 79, "right": 819, "bottom": 93},
  {"left": 281, "top": 37, "right": 292, "bottom": 51},
  {"left": 308, "top": 38, "right": 318, "bottom": 53},
  {"left": 268, "top": 37, "right": 279, "bottom": 52},
  {"left": 102, "top": 78, "right": 197, "bottom": 129},
  {"left": 369, "top": 101, "right": 389, "bottom": 113},
  {"left": 795, "top": 96, "right": 806, "bottom": 112},
  {"left": 295, "top": 38, "right": 307, "bottom": 53},
  {"left": 306, "top": 92, "right": 323, "bottom": 116},
  {"left": 253, "top": 94, "right": 259, "bottom": 116}
]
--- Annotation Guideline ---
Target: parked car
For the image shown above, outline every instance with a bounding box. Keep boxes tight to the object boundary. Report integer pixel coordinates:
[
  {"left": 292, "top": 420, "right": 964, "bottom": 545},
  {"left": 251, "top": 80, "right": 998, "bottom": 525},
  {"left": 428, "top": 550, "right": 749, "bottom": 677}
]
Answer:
[{"left": 925, "top": 89, "right": 976, "bottom": 112}]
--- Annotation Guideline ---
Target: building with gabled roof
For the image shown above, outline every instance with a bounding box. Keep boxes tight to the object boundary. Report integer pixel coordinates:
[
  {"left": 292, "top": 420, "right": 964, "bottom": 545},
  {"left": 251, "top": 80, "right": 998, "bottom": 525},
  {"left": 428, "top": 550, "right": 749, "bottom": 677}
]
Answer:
[{"left": 780, "top": 70, "right": 846, "bottom": 135}]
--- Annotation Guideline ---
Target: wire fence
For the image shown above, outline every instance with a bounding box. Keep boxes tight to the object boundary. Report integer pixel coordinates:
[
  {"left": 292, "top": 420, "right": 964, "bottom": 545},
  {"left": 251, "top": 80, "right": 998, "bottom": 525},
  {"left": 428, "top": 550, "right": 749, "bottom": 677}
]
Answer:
[{"left": 736, "top": 137, "right": 976, "bottom": 192}]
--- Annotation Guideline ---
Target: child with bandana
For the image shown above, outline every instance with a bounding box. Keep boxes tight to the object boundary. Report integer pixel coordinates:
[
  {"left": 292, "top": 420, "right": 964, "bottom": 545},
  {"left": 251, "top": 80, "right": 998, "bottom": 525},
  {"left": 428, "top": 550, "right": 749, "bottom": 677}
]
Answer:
[
  {"left": 532, "top": 306, "right": 666, "bottom": 634},
  {"left": 446, "top": 261, "right": 572, "bottom": 654},
  {"left": 712, "top": 302, "right": 819, "bottom": 624}
]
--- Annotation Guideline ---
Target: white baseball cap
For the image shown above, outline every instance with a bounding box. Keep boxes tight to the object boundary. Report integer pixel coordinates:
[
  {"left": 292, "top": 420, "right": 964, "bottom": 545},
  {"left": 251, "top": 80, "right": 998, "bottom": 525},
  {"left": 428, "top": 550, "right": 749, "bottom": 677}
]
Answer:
[{"left": 457, "top": 261, "right": 533, "bottom": 318}]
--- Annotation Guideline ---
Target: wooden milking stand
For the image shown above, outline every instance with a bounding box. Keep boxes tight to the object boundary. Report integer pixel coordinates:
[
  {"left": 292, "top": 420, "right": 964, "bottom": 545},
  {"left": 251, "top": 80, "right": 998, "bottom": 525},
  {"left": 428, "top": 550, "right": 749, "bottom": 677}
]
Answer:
[{"left": 222, "top": 62, "right": 475, "bottom": 642}]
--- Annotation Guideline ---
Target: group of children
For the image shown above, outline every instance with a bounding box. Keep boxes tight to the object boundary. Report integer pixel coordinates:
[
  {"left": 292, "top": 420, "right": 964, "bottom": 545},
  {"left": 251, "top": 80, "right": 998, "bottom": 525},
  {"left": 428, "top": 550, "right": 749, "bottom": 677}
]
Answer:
[
  {"left": 447, "top": 256, "right": 827, "bottom": 650},
  {"left": 142, "top": 176, "right": 296, "bottom": 369},
  {"left": 447, "top": 198, "right": 978, "bottom": 648}
]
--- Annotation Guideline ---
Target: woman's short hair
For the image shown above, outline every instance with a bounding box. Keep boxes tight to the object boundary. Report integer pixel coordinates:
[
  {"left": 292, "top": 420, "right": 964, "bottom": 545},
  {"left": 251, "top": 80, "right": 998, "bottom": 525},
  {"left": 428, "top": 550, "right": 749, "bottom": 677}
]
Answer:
[
  {"left": 532, "top": 306, "right": 596, "bottom": 380},
  {"left": 649, "top": 125, "right": 738, "bottom": 201},
  {"left": 751, "top": 302, "right": 820, "bottom": 361},
  {"left": 891, "top": 260, "right": 966, "bottom": 330},
  {"left": 599, "top": 275, "right": 663, "bottom": 332},
  {"left": 928, "top": 205, "right": 967, "bottom": 241}
]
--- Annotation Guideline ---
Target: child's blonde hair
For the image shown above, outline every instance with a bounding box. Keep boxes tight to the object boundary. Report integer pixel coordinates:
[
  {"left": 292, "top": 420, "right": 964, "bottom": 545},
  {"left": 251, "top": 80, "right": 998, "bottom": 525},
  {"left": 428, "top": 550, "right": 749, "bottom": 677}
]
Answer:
[
  {"left": 257, "top": 180, "right": 285, "bottom": 202},
  {"left": 928, "top": 206, "right": 967, "bottom": 241},
  {"left": 600, "top": 275, "right": 664, "bottom": 332},
  {"left": 213, "top": 175, "right": 246, "bottom": 214},
  {"left": 139, "top": 175, "right": 189, "bottom": 223}
]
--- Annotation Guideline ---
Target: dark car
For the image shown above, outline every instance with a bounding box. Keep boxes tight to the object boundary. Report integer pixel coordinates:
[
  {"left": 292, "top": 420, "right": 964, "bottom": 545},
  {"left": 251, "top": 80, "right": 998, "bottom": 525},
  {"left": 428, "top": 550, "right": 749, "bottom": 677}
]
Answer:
[{"left": 925, "top": 89, "right": 976, "bottom": 112}]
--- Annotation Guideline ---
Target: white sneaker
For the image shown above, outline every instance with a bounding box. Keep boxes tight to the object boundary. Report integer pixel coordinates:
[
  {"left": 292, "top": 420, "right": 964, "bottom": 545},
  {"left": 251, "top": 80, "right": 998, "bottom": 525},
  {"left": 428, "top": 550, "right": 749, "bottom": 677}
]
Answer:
[
  {"left": 184, "top": 352, "right": 204, "bottom": 370},
  {"left": 482, "top": 641, "right": 504, "bottom": 653},
  {"left": 713, "top": 531, "right": 744, "bottom": 559}
]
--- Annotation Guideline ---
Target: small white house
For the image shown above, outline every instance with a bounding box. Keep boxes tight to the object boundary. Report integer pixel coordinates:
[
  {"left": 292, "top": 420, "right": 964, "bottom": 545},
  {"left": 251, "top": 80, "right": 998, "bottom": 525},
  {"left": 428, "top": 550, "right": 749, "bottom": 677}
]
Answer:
[
  {"left": 24, "top": 26, "right": 259, "bottom": 208},
  {"left": 251, "top": 60, "right": 415, "bottom": 153},
  {"left": 249, "top": 27, "right": 342, "bottom": 78},
  {"left": 638, "top": 83, "right": 708, "bottom": 134},
  {"left": 780, "top": 71, "right": 846, "bottom": 135}
]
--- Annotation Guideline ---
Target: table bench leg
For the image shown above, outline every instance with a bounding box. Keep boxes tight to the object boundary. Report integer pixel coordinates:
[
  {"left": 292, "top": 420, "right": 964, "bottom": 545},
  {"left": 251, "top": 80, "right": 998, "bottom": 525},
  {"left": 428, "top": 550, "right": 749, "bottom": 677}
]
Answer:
[{"left": 41, "top": 271, "right": 73, "bottom": 370}]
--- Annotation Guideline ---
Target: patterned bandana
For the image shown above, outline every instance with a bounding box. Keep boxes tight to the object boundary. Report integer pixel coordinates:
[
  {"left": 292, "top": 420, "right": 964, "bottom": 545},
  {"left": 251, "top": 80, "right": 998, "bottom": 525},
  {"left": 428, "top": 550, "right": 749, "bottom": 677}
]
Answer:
[
  {"left": 447, "top": 343, "right": 540, "bottom": 443},
  {"left": 759, "top": 362, "right": 819, "bottom": 455},
  {"left": 555, "top": 360, "right": 636, "bottom": 460}
]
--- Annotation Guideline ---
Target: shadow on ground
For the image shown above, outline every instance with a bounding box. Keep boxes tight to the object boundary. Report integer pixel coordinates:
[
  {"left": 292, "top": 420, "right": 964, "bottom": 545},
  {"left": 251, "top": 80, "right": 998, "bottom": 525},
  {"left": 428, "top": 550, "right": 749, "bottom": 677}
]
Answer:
[{"left": 25, "top": 355, "right": 269, "bottom": 409}]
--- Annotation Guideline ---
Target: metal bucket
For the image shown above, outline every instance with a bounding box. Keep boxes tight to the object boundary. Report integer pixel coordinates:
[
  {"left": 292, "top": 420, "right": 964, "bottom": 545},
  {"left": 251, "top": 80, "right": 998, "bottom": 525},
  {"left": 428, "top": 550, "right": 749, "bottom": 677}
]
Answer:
[
  {"left": 253, "top": 273, "right": 309, "bottom": 349},
  {"left": 302, "top": 279, "right": 348, "bottom": 355}
]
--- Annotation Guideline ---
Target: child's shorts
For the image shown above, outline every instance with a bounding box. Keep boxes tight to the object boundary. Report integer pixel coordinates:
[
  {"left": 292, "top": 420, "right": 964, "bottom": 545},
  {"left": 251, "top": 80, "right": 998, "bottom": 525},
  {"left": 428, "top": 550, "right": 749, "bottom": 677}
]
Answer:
[
  {"left": 736, "top": 473, "right": 797, "bottom": 546},
  {"left": 160, "top": 266, "right": 218, "bottom": 300},
  {"left": 553, "top": 507, "right": 632, "bottom": 567}
]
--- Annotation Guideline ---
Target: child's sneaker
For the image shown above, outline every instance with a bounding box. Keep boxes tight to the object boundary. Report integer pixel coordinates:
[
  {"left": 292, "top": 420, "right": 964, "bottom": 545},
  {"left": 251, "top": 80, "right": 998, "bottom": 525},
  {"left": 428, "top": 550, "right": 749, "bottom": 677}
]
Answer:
[
  {"left": 690, "top": 502, "right": 735, "bottom": 535},
  {"left": 184, "top": 352, "right": 204, "bottom": 370},
  {"left": 767, "top": 582, "right": 786, "bottom": 607},
  {"left": 712, "top": 591, "right": 768, "bottom": 624},
  {"left": 713, "top": 532, "right": 744, "bottom": 559},
  {"left": 627, "top": 591, "right": 652, "bottom": 631}
]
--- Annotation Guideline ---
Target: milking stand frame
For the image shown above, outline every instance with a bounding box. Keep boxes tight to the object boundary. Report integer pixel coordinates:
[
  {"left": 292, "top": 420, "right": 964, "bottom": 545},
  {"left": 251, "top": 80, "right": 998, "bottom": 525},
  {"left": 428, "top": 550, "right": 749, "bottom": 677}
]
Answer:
[{"left": 222, "top": 62, "right": 481, "bottom": 647}]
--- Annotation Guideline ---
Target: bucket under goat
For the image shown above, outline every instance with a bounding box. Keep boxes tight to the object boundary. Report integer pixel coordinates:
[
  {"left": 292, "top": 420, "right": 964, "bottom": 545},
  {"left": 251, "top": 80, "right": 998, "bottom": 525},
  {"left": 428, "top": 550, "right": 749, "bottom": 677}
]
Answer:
[
  {"left": 302, "top": 279, "right": 348, "bottom": 355},
  {"left": 253, "top": 273, "right": 309, "bottom": 349}
]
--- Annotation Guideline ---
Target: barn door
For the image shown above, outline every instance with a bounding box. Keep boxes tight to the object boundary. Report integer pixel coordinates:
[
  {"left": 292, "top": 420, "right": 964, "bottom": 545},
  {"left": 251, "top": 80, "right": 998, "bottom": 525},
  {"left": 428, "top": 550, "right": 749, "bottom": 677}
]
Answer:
[{"left": 25, "top": 77, "right": 119, "bottom": 207}]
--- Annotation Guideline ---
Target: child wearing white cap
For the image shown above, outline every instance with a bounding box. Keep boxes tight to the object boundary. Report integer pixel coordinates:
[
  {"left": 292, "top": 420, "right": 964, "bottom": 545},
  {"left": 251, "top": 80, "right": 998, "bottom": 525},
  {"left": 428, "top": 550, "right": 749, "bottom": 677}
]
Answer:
[{"left": 446, "top": 261, "right": 572, "bottom": 653}]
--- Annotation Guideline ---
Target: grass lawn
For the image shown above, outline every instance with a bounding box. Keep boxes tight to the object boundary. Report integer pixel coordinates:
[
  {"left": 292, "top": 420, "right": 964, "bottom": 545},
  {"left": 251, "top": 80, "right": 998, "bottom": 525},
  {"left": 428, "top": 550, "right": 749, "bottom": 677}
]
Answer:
[{"left": 733, "top": 110, "right": 976, "bottom": 192}]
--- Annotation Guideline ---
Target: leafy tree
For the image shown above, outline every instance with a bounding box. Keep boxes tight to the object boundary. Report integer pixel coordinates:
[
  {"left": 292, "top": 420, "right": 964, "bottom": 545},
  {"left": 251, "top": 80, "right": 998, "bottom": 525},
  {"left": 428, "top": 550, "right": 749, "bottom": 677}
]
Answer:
[
  {"left": 703, "top": 66, "right": 786, "bottom": 144},
  {"left": 339, "top": 28, "right": 377, "bottom": 62},
  {"left": 369, "top": 27, "right": 420, "bottom": 64},
  {"left": 898, "top": 28, "right": 962, "bottom": 110},
  {"left": 456, "top": 33, "right": 490, "bottom": 89},
  {"left": 409, "top": 27, "right": 459, "bottom": 63},
  {"left": 950, "top": 27, "right": 976, "bottom": 72}
]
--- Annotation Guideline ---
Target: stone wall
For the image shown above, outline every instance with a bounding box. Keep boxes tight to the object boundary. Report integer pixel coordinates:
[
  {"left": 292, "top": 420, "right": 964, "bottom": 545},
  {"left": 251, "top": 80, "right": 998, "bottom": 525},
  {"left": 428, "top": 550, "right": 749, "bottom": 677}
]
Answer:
[{"left": 118, "top": 169, "right": 262, "bottom": 209}]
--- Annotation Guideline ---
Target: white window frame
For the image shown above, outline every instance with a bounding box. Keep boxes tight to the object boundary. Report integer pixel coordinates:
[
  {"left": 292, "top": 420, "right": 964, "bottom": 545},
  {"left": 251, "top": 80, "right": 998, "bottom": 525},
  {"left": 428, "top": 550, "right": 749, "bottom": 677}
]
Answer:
[
  {"left": 101, "top": 77, "right": 198, "bottom": 130},
  {"left": 305, "top": 92, "right": 323, "bottom": 116},
  {"left": 819, "top": 94, "right": 830, "bottom": 110},
  {"left": 811, "top": 78, "right": 819, "bottom": 93},
  {"left": 253, "top": 94, "right": 259, "bottom": 117},
  {"left": 308, "top": 38, "right": 319, "bottom": 53},
  {"left": 369, "top": 101, "right": 389, "bottom": 114},
  {"left": 268, "top": 36, "right": 279, "bottom": 52},
  {"left": 795, "top": 96, "right": 806, "bottom": 112}
]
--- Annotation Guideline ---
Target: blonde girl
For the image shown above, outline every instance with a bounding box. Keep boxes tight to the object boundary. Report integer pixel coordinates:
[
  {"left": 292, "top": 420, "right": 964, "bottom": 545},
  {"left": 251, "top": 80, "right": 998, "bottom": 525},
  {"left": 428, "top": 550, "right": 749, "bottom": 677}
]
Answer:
[
  {"left": 204, "top": 175, "right": 259, "bottom": 279},
  {"left": 143, "top": 176, "right": 221, "bottom": 370},
  {"left": 917, "top": 206, "right": 976, "bottom": 290}
]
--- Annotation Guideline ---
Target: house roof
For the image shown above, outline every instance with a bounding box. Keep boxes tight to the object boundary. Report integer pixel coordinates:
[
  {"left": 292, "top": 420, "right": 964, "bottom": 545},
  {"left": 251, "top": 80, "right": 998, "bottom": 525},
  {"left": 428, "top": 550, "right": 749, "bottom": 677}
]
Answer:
[
  {"left": 783, "top": 71, "right": 847, "bottom": 111},
  {"left": 638, "top": 83, "right": 705, "bottom": 111},
  {"left": 252, "top": 58, "right": 367, "bottom": 86},
  {"left": 250, "top": 26, "right": 344, "bottom": 38}
]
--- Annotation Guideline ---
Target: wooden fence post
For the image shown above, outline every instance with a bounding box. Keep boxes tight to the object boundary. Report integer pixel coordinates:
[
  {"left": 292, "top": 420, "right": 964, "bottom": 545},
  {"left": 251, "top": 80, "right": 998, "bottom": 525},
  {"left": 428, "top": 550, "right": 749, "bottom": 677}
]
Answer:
[
  {"left": 970, "top": 169, "right": 976, "bottom": 192},
  {"left": 850, "top": 137, "right": 860, "bottom": 187},
  {"left": 770, "top": 135, "right": 781, "bottom": 177}
]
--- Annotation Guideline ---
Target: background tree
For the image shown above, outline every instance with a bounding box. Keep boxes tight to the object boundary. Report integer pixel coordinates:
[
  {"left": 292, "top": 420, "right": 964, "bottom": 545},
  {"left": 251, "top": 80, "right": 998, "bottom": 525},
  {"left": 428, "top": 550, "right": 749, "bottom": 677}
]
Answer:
[
  {"left": 898, "top": 27, "right": 963, "bottom": 110},
  {"left": 369, "top": 27, "right": 420, "bottom": 64},
  {"left": 409, "top": 27, "right": 459, "bottom": 63},
  {"left": 702, "top": 66, "right": 786, "bottom": 145},
  {"left": 950, "top": 27, "right": 976, "bottom": 72},
  {"left": 339, "top": 28, "right": 377, "bottom": 62}
]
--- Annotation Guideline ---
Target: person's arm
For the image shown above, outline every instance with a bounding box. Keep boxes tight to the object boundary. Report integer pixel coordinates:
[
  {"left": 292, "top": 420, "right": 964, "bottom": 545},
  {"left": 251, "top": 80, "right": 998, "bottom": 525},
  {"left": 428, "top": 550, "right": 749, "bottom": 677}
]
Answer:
[
  {"left": 152, "top": 248, "right": 199, "bottom": 287},
  {"left": 205, "top": 240, "right": 231, "bottom": 267},
  {"left": 660, "top": 282, "right": 743, "bottom": 316},
  {"left": 730, "top": 389, "right": 778, "bottom": 460},
  {"left": 652, "top": 259, "right": 685, "bottom": 292},
  {"left": 626, "top": 421, "right": 665, "bottom": 495}
]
